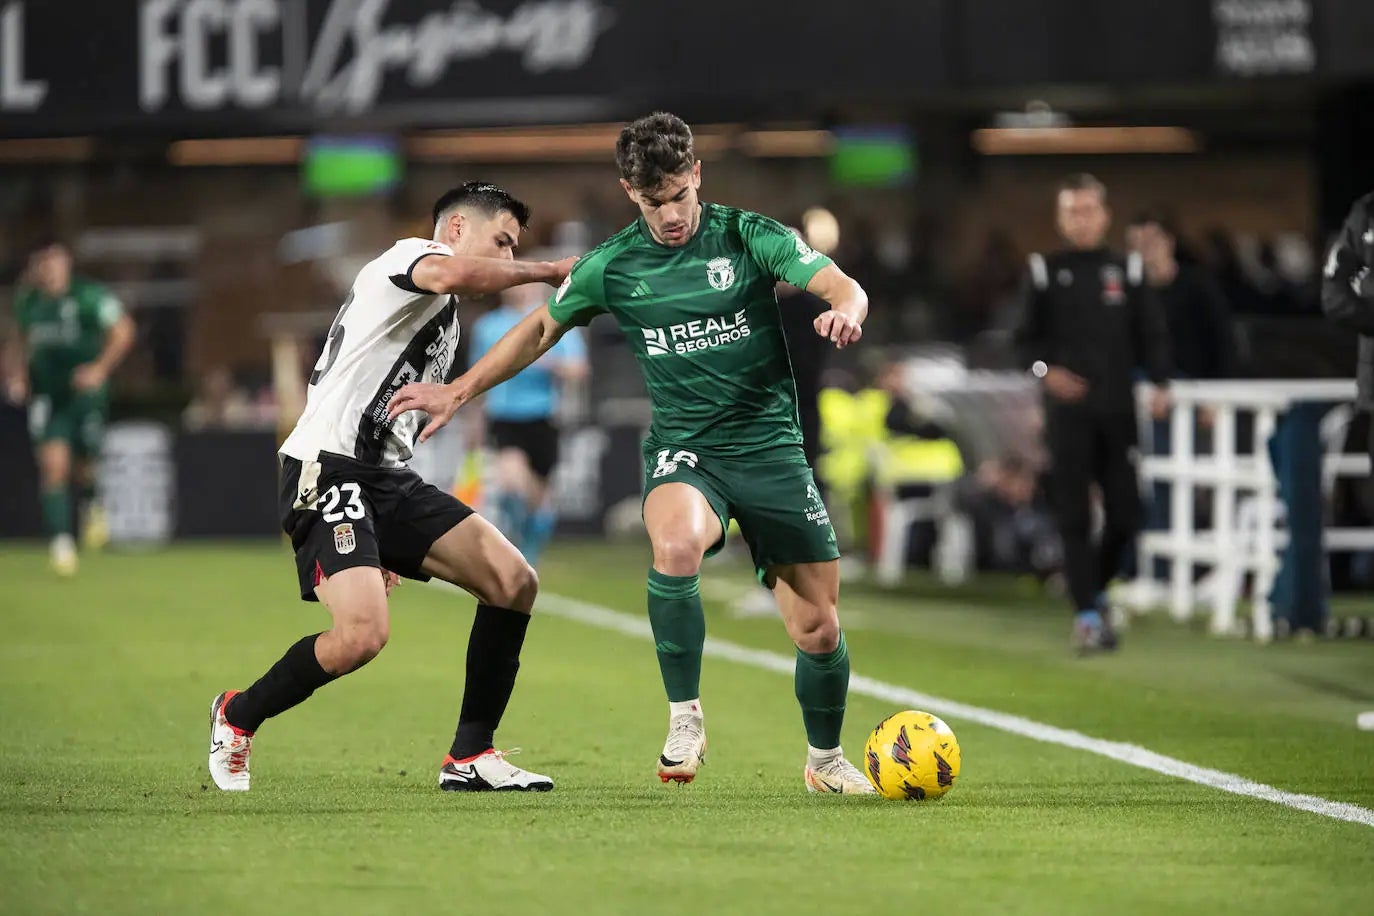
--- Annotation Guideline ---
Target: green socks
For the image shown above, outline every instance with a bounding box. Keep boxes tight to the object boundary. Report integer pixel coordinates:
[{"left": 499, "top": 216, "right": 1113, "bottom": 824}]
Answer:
[
  {"left": 646, "top": 569, "right": 705, "bottom": 703},
  {"left": 795, "top": 630, "right": 850, "bottom": 749},
  {"left": 647, "top": 566, "right": 849, "bottom": 748},
  {"left": 41, "top": 487, "right": 71, "bottom": 537}
]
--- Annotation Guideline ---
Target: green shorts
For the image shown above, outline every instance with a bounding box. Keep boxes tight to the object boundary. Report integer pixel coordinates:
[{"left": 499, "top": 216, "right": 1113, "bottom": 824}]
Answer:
[
  {"left": 28, "top": 391, "right": 107, "bottom": 457},
  {"left": 642, "top": 441, "right": 840, "bottom": 579}
]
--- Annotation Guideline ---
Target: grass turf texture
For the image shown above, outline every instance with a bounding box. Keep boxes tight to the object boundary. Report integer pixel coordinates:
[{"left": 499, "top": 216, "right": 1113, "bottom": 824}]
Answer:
[{"left": 2, "top": 540, "right": 1372, "bottom": 915}]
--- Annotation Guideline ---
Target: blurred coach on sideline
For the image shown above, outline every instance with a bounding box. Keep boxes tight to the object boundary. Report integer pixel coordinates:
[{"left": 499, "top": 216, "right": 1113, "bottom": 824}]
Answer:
[{"left": 1015, "top": 174, "right": 1170, "bottom": 654}]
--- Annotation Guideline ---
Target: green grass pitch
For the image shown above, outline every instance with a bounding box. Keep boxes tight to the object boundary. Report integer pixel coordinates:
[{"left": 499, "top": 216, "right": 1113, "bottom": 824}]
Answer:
[{"left": 2, "top": 540, "right": 1372, "bottom": 915}]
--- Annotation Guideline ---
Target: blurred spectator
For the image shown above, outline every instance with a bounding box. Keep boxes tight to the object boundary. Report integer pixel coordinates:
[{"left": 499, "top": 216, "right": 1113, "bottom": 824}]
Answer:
[
  {"left": 777, "top": 276, "right": 829, "bottom": 469},
  {"left": 953, "top": 453, "right": 1060, "bottom": 578},
  {"left": 1126, "top": 213, "right": 1236, "bottom": 380},
  {"left": 1204, "top": 228, "right": 1265, "bottom": 315},
  {"left": 183, "top": 366, "right": 259, "bottom": 430},
  {"left": 952, "top": 230, "right": 1023, "bottom": 340},
  {"left": 875, "top": 361, "right": 950, "bottom": 440}
]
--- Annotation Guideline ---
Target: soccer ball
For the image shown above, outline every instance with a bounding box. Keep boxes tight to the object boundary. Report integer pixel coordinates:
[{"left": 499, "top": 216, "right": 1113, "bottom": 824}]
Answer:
[{"left": 863, "top": 710, "right": 961, "bottom": 800}]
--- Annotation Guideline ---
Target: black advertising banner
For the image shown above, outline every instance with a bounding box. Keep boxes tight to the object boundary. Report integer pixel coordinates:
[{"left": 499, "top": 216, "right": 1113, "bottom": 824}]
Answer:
[
  {"left": 0, "top": 0, "right": 648, "bottom": 136},
  {"left": 0, "top": 0, "right": 945, "bottom": 138},
  {"left": 1, "top": 0, "right": 1371, "bottom": 138}
]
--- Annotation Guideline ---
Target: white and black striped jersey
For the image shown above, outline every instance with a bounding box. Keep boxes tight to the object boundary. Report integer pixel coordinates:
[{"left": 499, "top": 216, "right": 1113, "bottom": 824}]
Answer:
[{"left": 280, "top": 238, "right": 461, "bottom": 468}]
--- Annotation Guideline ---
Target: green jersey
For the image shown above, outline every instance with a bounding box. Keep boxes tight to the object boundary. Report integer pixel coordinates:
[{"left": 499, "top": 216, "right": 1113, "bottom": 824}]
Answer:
[
  {"left": 548, "top": 203, "right": 833, "bottom": 456},
  {"left": 14, "top": 277, "right": 123, "bottom": 397}
]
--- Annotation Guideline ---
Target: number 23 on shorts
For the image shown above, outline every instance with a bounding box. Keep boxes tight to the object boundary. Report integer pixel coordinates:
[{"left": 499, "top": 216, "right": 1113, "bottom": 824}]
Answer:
[{"left": 320, "top": 482, "right": 366, "bottom": 522}]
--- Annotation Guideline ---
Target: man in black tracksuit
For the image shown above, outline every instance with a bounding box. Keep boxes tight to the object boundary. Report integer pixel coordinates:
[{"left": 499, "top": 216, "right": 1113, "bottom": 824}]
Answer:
[
  {"left": 1015, "top": 174, "right": 1171, "bottom": 653},
  {"left": 1321, "top": 192, "right": 1374, "bottom": 460}
]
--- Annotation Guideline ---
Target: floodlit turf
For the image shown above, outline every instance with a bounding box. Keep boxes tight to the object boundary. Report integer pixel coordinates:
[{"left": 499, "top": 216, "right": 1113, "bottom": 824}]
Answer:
[{"left": 2, "top": 540, "right": 1372, "bottom": 915}]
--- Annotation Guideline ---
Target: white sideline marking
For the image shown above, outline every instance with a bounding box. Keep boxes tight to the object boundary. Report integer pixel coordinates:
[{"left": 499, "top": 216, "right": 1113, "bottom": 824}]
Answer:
[{"left": 537, "top": 591, "right": 1374, "bottom": 829}]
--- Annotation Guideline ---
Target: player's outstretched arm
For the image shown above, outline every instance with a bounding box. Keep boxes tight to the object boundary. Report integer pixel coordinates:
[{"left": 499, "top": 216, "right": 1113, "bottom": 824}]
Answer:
[
  {"left": 387, "top": 304, "right": 574, "bottom": 443},
  {"left": 412, "top": 255, "right": 578, "bottom": 297},
  {"left": 806, "top": 263, "right": 868, "bottom": 349}
]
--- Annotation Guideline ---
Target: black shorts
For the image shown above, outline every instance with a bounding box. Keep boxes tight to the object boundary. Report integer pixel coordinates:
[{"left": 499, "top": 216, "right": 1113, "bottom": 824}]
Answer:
[
  {"left": 279, "top": 451, "right": 474, "bottom": 602},
  {"left": 489, "top": 418, "right": 560, "bottom": 479}
]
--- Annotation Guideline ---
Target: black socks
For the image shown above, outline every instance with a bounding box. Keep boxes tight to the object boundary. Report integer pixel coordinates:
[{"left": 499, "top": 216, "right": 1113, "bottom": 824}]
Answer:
[
  {"left": 449, "top": 605, "right": 531, "bottom": 760},
  {"left": 225, "top": 633, "right": 337, "bottom": 733}
]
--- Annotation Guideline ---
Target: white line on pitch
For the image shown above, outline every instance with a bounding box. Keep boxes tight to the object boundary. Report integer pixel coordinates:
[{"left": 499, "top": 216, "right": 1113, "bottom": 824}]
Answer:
[{"left": 536, "top": 591, "right": 1374, "bottom": 829}]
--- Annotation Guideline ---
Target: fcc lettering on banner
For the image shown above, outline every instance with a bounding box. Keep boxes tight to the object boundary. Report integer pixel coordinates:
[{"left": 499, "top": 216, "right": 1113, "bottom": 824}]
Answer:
[{"left": 137, "top": 0, "right": 615, "bottom": 115}]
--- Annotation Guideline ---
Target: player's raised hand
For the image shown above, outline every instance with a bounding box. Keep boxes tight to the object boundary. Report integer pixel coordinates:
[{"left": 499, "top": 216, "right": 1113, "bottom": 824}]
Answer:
[
  {"left": 814, "top": 310, "right": 863, "bottom": 349},
  {"left": 387, "top": 382, "right": 460, "bottom": 443}
]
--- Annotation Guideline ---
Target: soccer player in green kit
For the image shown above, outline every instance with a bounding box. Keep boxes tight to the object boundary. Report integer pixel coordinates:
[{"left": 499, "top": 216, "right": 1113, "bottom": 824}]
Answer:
[
  {"left": 6, "top": 241, "right": 135, "bottom": 575},
  {"left": 388, "top": 112, "right": 874, "bottom": 793}
]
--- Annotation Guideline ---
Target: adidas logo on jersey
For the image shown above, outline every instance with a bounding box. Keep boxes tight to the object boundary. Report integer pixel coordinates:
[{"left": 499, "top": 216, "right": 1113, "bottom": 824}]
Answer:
[
  {"left": 641, "top": 309, "right": 751, "bottom": 357},
  {"left": 630, "top": 280, "right": 654, "bottom": 298}
]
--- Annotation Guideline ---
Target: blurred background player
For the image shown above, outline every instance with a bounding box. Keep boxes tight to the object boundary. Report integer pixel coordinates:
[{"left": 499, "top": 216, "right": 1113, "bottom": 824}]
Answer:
[
  {"left": 469, "top": 281, "right": 588, "bottom": 565},
  {"left": 4, "top": 240, "right": 135, "bottom": 576},
  {"left": 1321, "top": 190, "right": 1374, "bottom": 465},
  {"left": 1015, "top": 175, "right": 1171, "bottom": 654},
  {"left": 388, "top": 112, "right": 875, "bottom": 795}
]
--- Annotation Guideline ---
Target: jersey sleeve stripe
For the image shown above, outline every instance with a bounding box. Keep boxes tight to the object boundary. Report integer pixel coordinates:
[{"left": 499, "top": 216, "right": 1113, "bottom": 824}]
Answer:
[{"left": 389, "top": 253, "right": 446, "bottom": 294}]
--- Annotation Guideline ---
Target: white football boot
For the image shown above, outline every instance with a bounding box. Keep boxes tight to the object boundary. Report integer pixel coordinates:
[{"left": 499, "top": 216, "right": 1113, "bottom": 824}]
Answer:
[
  {"left": 804, "top": 748, "right": 877, "bottom": 795},
  {"left": 657, "top": 713, "right": 707, "bottom": 784},
  {"left": 438, "top": 748, "right": 553, "bottom": 792},
  {"left": 208, "top": 691, "right": 252, "bottom": 791}
]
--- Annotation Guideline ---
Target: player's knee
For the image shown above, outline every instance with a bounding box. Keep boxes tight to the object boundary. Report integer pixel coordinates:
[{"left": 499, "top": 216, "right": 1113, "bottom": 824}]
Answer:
[
  {"left": 793, "top": 613, "right": 840, "bottom": 655},
  {"left": 39, "top": 456, "right": 69, "bottom": 487},
  {"left": 340, "top": 619, "right": 390, "bottom": 668},
  {"left": 652, "top": 535, "right": 705, "bottom": 577},
  {"left": 489, "top": 560, "right": 538, "bottom": 611}
]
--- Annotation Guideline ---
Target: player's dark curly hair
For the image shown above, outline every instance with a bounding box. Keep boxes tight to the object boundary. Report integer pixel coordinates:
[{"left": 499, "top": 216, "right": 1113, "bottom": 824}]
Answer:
[
  {"left": 432, "top": 181, "right": 531, "bottom": 230},
  {"left": 616, "top": 112, "right": 695, "bottom": 191}
]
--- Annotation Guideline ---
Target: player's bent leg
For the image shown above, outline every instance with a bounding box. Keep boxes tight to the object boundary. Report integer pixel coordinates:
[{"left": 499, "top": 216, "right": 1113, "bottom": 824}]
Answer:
[
  {"left": 421, "top": 513, "right": 538, "bottom": 611},
  {"left": 37, "top": 440, "right": 76, "bottom": 576},
  {"left": 209, "top": 567, "right": 386, "bottom": 792},
  {"left": 420, "top": 516, "right": 551, "bottom": 792},
  {"left": 771, "top": 560, "right": 874, "bottom": 795},
  {"left": 643, "top": 483, "right": 720, "bottom": 784}
]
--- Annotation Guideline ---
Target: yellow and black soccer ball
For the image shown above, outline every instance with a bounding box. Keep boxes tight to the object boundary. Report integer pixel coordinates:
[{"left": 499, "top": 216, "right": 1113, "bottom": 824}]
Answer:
[{"left": 863, "top": 710, "right": 961, "bottom": 800}]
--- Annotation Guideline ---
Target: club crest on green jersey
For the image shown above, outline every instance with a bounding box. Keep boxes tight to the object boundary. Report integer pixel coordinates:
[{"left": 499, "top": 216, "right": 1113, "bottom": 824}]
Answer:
[{"left": 706, "top": 257, "right": 735, "bottom": 291}]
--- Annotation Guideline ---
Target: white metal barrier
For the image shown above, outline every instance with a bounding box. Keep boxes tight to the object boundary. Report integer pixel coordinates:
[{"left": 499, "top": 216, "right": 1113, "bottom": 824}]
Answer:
[{"left": 1133, "top": 379, "right": 1373, "bottom": 641}]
